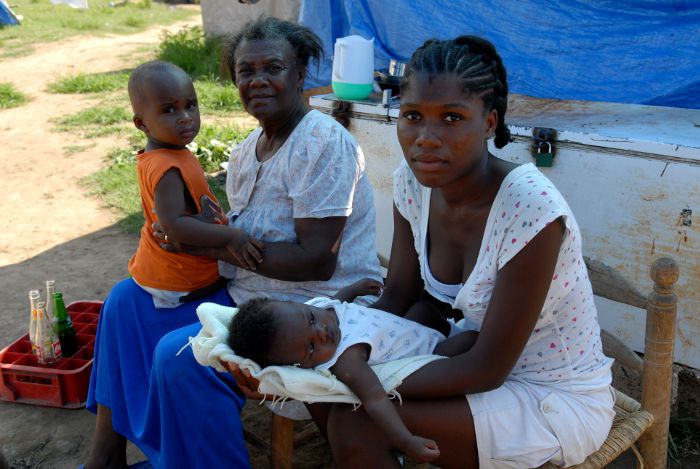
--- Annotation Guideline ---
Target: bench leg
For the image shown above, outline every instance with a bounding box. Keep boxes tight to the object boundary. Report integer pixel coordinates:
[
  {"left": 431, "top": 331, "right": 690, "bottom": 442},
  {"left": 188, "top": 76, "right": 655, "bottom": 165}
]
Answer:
[{"left": 271, "top": 413, "right": 295, "bottom": 469}]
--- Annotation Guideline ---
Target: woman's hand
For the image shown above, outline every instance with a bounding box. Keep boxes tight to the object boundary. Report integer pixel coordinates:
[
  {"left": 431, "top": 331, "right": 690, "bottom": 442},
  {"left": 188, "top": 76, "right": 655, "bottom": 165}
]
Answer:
[{"left": 221, "top": 361, "right": 265, "bottom": 400}]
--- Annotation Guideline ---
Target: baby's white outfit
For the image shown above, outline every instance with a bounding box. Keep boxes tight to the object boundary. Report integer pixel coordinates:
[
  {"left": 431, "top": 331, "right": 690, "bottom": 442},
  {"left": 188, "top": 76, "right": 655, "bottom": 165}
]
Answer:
[{"left": 309, "top": 297, "right": 445, "bottom": 371}]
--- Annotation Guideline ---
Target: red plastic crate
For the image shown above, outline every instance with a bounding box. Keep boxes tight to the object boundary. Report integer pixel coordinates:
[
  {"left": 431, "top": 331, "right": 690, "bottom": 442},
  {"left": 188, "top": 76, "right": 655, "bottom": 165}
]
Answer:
[{"left": 0, "top": 301, "right": 102, "bottom": 409}]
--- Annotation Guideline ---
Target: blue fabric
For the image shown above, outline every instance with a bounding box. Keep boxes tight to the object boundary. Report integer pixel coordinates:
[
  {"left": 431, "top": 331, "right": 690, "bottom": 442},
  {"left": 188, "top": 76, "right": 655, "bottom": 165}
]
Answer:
[
  {"left": 0, "top": 2, "right": 19, "bottom": 26},
  {"left": 141, "top": 323, "right": 250, "bottom": 469},
  {"left": 299, "top": 0, "right": 700, "bottom": 109},
  {"left": 86, "top": 278, "right": 244, "bottom": 468}
]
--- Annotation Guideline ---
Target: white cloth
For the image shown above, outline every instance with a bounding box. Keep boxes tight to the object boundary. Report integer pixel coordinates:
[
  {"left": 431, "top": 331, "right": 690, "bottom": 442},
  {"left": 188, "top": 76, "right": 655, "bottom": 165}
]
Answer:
[
  {"left": 134, "top": 280, "right": 184, "bottom": 309},
  {"left": 222, "top": 110, "right": 381, "bottom": 305},
  {"left": 189, "top": 302, "right": 444, "bottom": 405},
  {"left": 309, "top": 297, "right": 444, "bottom": 371}
]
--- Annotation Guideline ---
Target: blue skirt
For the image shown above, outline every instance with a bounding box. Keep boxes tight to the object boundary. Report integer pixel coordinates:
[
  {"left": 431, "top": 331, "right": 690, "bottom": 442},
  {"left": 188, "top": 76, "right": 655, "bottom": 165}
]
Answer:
[{"left": 87, "top": 278, "right": 249, "bottom": 468}]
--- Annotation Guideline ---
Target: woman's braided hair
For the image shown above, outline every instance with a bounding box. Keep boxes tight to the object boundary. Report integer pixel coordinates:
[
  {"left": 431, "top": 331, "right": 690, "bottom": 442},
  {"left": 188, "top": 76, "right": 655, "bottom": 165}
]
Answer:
[
  {"left": 400, "top": 36, "right": 511, "bottom": 148},
  {"left": 222, "top": 17, "right": 323, "bottom": 86}
]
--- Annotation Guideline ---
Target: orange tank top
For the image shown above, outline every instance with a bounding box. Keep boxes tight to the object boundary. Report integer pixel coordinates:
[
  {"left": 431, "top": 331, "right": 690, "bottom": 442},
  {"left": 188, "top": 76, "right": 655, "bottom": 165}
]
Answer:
[{"left": 128, "top": 148, "right": 223, "bottom": 291}]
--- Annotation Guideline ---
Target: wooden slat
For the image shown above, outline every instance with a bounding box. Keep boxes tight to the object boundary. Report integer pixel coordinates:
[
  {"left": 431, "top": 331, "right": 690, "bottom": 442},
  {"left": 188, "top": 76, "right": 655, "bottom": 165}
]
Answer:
[
  {"left": 584, "top": 257, "right": 647, "bottom": 309},
  {"left": 601, "top": 329, "right": 644, "bottom": 374}
]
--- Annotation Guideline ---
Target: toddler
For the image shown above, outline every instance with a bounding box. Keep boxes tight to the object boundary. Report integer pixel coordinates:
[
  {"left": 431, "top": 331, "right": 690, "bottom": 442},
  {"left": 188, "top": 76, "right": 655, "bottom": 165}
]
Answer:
[
  {"left": 228, "top": 279, "right": 477, "bottom": 463},
  {"left": 126, "top": 60, "right": 263, "bottom": 307}
]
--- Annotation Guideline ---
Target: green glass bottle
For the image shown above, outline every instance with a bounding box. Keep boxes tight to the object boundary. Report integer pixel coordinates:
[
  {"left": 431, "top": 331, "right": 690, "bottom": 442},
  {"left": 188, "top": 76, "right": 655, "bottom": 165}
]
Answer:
[{"left": 53, "top": 292, "right": 77, "bottom": 357}]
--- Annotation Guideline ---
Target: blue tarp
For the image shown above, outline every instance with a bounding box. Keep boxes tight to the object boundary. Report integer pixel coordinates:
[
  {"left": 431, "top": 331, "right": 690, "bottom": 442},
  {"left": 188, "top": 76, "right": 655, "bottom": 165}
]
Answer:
[
  {"left": 0, "top": 1, "right": 19, "bottom": 26},
  {"left": 299, "top": 0, "right": 700, "bottom": 110}
]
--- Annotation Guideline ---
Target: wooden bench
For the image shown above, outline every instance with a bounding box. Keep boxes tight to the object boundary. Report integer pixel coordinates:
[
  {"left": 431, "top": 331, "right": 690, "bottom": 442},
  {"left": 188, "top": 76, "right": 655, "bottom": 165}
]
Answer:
[{"left": 246, "top": 256, "right": 680, "bottom": 469}]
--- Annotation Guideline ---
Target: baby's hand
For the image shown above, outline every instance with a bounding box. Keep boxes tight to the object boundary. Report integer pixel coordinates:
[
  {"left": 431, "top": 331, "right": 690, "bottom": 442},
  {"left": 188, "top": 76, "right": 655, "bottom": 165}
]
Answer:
[
  {"left": 226, "top": 230, "right": 265, "bottom": 271},
  {"left": 401, "top": 435, "right": 440, "bottom": 463},
  {"left": 351, "top": 278, "right": 384, "bottom": 297},
  {"left": 194, "top": 195, "right": 226, "bottom": 224}
]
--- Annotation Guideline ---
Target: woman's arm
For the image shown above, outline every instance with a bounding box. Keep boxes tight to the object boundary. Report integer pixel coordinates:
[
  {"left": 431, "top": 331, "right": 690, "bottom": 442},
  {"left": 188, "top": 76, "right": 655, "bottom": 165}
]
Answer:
[
  {"left": 397, "top": 218, "right": 565, "bottom": 398},
  {"left": 243, "top": 216, "right": 347, "bottom": 281},
  {"left": 331, "top": 345, "right": 440, "bottom": 463},
  {"left": 163, "top": 216, "right": 348, "bottom": 281},
  {"left": 370, "top": 206, "right": 424, "bottom": 315}
]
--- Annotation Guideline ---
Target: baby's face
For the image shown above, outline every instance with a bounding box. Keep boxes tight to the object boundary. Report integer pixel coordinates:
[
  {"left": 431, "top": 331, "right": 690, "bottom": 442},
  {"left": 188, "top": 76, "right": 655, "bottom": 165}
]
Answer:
[
  {"left": 138, "top": 72, "right": 200, "bottom": 149},
  {"left": 265, "top": 301, "right": 340, "bottom": 368}
]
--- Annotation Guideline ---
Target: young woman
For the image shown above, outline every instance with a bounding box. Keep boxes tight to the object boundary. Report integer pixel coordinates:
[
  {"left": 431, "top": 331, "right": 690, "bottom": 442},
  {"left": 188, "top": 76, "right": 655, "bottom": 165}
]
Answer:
[{"left": 319, "top": 36, "right": 615, "bottom": 468}]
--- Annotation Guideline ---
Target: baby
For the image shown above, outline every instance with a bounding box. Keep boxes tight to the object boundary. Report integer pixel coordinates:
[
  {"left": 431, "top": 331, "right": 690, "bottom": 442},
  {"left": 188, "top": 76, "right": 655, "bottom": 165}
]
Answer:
[
  {"left": 126, "top": 60, "right": 264, "bottom": 307},
  {"left": 228, "top": 279, "right": 476, "bottom": 463}
]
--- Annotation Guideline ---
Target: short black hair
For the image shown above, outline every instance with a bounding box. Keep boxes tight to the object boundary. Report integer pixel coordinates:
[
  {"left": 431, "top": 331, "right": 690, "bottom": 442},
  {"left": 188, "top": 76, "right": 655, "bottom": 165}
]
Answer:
[
  {"left": 127, "top": 60, "right": 190, "bottom": 113},
  {"left": 228, "top": 298, "right": 277, "bottom": 366},
  {"left": 400, "top": 36, "right": 511, "bottom": 149},
  {"left": 222, "top": 16, "right": 323, "bottom": 86}
]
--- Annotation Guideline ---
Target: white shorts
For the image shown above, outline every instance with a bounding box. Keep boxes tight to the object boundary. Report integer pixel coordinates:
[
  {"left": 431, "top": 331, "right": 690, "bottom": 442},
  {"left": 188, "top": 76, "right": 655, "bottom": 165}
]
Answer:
[{"left": 466, "top": 380, "right": 615, "bottom": 469}]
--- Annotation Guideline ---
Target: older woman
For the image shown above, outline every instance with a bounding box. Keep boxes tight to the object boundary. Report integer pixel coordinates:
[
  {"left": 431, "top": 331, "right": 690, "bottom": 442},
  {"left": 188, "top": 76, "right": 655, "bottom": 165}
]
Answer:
[{"left": 84, "top": 17, "right": 381, "bottom": 469}]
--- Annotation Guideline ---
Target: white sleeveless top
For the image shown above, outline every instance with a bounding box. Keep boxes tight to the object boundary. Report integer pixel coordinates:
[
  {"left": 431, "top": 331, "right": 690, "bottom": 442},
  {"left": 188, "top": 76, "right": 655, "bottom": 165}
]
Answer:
[{"left": 394, "top": 161, "right": 612, "bottom": 391}]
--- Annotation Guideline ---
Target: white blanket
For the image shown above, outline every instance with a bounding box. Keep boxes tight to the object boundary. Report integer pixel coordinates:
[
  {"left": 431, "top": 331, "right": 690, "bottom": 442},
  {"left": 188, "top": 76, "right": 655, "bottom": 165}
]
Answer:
[{"left": 189, "top": 302, "right": 445, "bottom": 405}]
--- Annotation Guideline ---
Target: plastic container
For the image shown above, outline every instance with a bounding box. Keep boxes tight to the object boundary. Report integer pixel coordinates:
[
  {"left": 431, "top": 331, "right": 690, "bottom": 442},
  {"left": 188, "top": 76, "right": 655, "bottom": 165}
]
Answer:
[
  {"left": 0, "top": 301, "right": 101, "bottom": 409},
  {"left": 331, "top": 35, "right": 374, "bottom": 100}
]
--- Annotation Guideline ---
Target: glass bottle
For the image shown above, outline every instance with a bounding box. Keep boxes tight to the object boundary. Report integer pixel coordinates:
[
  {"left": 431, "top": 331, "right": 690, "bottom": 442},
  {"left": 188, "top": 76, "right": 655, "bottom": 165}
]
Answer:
[
  {"left": 45, "top": 280, "right": 56, "bottom": 327},
  {"left": 28, "top": 290, "right": 40, "bottom": 349},
  {"left": 53, "top": 292, "right": 77, "bottom": 357},
  {"left": 34, "top": 301, "right": 62, "bottom": 366}
]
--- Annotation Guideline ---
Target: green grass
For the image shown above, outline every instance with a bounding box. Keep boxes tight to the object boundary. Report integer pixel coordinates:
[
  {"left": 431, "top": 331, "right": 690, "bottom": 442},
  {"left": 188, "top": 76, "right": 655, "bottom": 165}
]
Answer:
[
  {"left": 82, "top": 156, "right": 142, "bottom": 232},
  {"left": 157, "top": 25, "right": 223, "bottom": 79},
  {"left": 55, "top": 104, "right": 131, "bottom": 137},
  {"left": 48, "top": 71, "right": 130, "bottom": 94},
  {"left": 195, "top": 79, "right": 242, "bottom": 114},
  {"left": 0, "top": 82, "right": 28, "bottom": 109},
  {"left": 0, "top": 0, "right": 196, "bottom": 58},
  {"left": 669, "top": 416, "right": 700, "bottom": 465},
  {"left": 63, "top": 143, "right": 95, "bottom": 155}
]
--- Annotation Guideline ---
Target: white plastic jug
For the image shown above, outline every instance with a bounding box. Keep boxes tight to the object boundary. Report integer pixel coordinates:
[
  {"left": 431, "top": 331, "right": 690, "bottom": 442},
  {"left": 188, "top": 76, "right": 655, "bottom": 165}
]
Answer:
[{"left": 332, "top": 35, "right": 374, "bottom": 100}]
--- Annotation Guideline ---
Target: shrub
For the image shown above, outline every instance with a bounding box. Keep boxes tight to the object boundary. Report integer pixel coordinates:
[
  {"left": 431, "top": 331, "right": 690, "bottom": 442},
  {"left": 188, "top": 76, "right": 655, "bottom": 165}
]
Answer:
[
  {"left": 157, "top": 26, "right": 224, "bottom": 80},
  {"left": 188, "top": 124, "right": 252, "bottom": 172}
]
